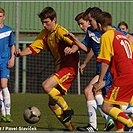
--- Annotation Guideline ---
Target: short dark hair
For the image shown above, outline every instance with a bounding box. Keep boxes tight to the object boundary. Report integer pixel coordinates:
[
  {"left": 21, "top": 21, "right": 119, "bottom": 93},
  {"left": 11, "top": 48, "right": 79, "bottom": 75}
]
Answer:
[
  {"left": 96, "top": 11, "right": 112, "bottom": 27},
  {"left": 83, "top": 7, "right": 102, "bottom": 20},
  {"left": 75, "top": 12, "right": 88, "bottom": 22},
  {"left": 38, "top": 6, "right": 56, "bottom": 21},
  {"left": 118, "top": 21, "right": 128, "bottom": 29}
]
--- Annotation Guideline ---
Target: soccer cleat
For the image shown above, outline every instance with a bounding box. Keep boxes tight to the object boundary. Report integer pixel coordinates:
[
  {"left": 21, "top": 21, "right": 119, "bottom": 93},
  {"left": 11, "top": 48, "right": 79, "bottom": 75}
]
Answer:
[
  {"left": 5, "top": 114, "right": 13, "bottom": 123},
  {"left": 128, "top": 126, "right": 133, "bottom": 132},
  {"left": 62, "top": 108, "right": 74, "bottom": 123},
  {"left": 1, "top": 116, "right": 7, "bottom": 122},
  {"left": 76, "top": 123, "right": 97, "bottom": 132},
  {"left": 103, "top": 118, "right": 115, "bottom": 131}
]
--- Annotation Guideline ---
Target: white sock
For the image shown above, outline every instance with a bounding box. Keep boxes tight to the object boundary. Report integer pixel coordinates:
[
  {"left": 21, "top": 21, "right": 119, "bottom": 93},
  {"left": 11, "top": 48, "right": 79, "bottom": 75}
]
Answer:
[
  {"left": 95, "top": 94, "right": 110, "bottom": 122},
  {"left": 122, "top": 104, "right": 133, "bottom": 115},
  {"left": 2, "top": 87, "right": 11, "bottom": 115},
  {"left": 87, "top": 100, "right": 97, "bottom": 129},
  {"left": 0, "top": 90, "right": 6, "bottom": 116}
]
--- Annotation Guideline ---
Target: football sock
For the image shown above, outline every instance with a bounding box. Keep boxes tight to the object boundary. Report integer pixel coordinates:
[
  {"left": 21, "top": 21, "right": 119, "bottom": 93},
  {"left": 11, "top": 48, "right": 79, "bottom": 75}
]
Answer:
[
  {"left": 109, "top": 107, "right": 133, "bottom": 128},
  {"left": 0, "top": 90, "right": 6, "bottom": 116},
  {"left": 121, "top": 104, "right": 133, "bottom": 116},
  {"left": 87, "top": 100, "right": 97, "bottom": 129},
  {"left": 2, "top": 88, "right": 11, "bottom": 115},
  {"left": 95, "top": 94, "right": 110, "bottom": 122},
  {"left": 114, "top": 120, "right": 124, "bottom": 132},
  {"left": 48, "top": 88, "right": 69, "bottom": 111},
  {"left": 53, "top": 107, "right": 75, "bottom": 130}
]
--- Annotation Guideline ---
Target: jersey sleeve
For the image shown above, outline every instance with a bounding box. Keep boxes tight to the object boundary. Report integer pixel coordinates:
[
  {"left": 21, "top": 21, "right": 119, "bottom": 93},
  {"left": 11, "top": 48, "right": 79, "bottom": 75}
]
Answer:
[
  {"left": 56, "top": 26, "right": 73, "bottom": 46},
  {"left": 29, "top": 30, "right": 47, "bottom": 55},
  {"left": 97, "top": 32, "right": 114, "bottom": 65},
  {"left": 9, "top": 30, "right": 15, "bottom": 46},
  {"left": 81, "top": 31, "right": 91, "bottom": 48}
]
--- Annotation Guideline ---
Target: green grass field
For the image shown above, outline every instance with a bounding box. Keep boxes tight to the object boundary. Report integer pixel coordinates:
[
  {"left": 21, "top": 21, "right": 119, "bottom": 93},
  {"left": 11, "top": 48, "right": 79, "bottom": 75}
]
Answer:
[{"left": 0, "top": 94, "right": 116, "bottom": 131}]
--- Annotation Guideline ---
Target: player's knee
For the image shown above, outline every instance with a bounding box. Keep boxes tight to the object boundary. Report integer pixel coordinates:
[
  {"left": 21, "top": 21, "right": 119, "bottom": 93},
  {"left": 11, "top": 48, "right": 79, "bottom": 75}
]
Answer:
[
  {"left": 102, "top": 102, "right": 111, "bottom": 115},
  {"left": 84, "top": 88, "right": 93, "bottom": 97},
  {"left": 1, "top": 85, "right": 8, "bottom": 89},
  {"left": 42, "top": 81, "right": 50, "bottom": 92}
]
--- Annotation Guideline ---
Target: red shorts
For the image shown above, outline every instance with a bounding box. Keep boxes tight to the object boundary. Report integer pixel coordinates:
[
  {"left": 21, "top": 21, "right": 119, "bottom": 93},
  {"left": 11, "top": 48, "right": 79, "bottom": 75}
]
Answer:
[
  {"left": 104, "top": 84, "right": 133, "bottom": 106},
  {"left": 52, "top": 67, "right": 78, "bottom": 94}
]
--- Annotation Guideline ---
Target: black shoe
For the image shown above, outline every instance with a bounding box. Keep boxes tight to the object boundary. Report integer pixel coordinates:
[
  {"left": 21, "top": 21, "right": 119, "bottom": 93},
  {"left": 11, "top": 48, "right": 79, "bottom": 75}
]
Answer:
[
  {"left": 125, "top": 126, "right": 133, "bottom": 131},
  {"left": 62, "top": 109, "right": 74, "bottom": 123},
  {"left": 103, "top": 118, "right": 115, "bottom": 131},
  {"left": 76, "top": 123, "right": 97, "bottom": 132}
]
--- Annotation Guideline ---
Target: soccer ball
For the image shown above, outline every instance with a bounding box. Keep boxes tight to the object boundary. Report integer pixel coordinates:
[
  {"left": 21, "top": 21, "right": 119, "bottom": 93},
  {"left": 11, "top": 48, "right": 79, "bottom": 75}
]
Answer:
[{"left": 23, "top": 106, "right": 41, "bottom": 124}]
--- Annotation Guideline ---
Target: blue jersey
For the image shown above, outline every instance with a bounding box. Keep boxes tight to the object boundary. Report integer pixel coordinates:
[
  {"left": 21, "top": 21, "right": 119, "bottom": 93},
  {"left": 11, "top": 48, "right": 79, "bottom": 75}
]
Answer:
[
  {"left": 0, "top": 25, "right": 15, "bottom": 64},
  {"left": 82, "top": 26, "right": 102, "bottom": 75}
]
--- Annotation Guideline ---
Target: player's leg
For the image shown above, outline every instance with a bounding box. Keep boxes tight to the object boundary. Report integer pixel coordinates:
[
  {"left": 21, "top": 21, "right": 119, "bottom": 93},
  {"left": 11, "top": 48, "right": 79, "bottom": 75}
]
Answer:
[
  {"left": 0, "top": 66, "right": 12, "bottom": 123},
  {"left": 0, "top": 86, "right": 6, "bottom": 122},
  {"left": 77, "top": 75, "right": 99, "bottom": 131},
  {"left": 102, "top": 85, "right": 133, "bottom": 131},
  {"left": 102, "top": 102, "right": 133, "bottom": 131},
  {"left": 42, "top": 76, "right": 69, "bottom": 109},
  {"left": 95, "top": 77, "right": 115, "bottom": 131},
  {"left": 121, "top": 104, "right": 133, "bottom": 118},
  {"left": 42, "top": 67, "right": 77, "bottom": 124},
  {"left": 1, "top": 78, "right": 12, "bottom": 122},
  {"left": 95, "top": 92, "right": 115, "bottom": 131},
  {"left": 48, "top": 96, "right": 75, "bottom": 131}
]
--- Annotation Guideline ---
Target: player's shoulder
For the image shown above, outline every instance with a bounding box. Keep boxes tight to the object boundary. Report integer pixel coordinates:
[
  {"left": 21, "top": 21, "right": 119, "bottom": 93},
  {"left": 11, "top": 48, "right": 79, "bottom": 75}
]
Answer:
[
  {"left": 101, "top": 28, "right": 115, "bottom": 42},
  {"left": 87, "top": 26, "right": 97, "bottom": 32},
  {"left": 87, "top": 27, "right": 101, "bottom": 38},
  {"left": 4, "top": 25, "right": 13, "bottom": 30},
  {"left": 56, "top": 24, "right": 68, "bottom": 33},
  {"left": 103, "top": 28, "right": 115, "bottom": 36}
]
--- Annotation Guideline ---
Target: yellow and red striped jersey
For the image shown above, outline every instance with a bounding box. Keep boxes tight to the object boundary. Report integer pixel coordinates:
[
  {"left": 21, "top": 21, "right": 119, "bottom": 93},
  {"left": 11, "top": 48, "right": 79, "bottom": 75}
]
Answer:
[
  {"left": 97, "top": 28, "right": 133, "bottom": 86},
  {"left": 29, "top": 24, "right": 79, "bottom": 72}
]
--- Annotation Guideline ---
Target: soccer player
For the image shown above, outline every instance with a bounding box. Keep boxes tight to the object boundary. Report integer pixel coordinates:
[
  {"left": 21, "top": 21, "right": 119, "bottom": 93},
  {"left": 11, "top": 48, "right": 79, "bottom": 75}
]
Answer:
[
  {"left": 0, "top": 7, "right": 15, "bottom": 122},
  {"left": 75, "top": 12, "right": 94, "bottom": 75},
  {"left": 74, "top": 10, "right": 114, "bottom": 131},
  {"left": 64, "top": 7, "right": 115, "bottom": 131},
  {"left": 93, "top": 11, "right": 133, "bottom": 132},
  {"left": 14, "top": 7, "right": 79, "bottom": 131}
]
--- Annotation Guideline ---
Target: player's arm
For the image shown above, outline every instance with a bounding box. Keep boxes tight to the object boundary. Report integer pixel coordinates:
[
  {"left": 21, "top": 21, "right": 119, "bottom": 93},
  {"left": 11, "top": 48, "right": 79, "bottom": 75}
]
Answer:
[
  {"left": 64, "top": 44, "right": 79, "bottom": 55},
  {"left": 64, "top": 32, "right": 89, "bottom": 52},
  {"left": 15, "top": 47, "right": 32, "bottom": 57},
  {"left": 8, "top": 45, "right": 15, "bottom": 68},
  {"left": 80, "top": 49, "right": 94, "bottom": 74}
]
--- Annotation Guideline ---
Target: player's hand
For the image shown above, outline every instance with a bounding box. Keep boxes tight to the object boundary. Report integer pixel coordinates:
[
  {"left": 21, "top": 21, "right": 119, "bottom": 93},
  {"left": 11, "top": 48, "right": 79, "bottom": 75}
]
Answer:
[
  {"left": 64, "top": 47, "right": 74, "bottom": 55},
  {"left": 79, "top": 63, "right": 87, "bottom": 74},
  {"left": 93, "top": 81, "right": 103, "bottom": 92},
  {"left": 14, "top": 49, "right": 22, "bottom": 57},
  {"left": 64, "top": 32, "right": 76, "bottom": 41}
]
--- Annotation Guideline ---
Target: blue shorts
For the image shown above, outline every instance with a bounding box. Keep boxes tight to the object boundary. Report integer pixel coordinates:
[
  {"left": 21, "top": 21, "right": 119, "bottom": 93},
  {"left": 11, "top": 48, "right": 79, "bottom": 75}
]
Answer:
[
  {"left": 102, "top": 72, "right": 112, "bottom": 96},
  {"left": 0, "top": 61, "right": 10, "bottom": 79}
]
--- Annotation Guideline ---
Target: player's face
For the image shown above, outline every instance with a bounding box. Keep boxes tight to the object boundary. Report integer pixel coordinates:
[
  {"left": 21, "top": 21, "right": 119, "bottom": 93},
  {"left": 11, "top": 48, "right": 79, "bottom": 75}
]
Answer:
[
  {"left": 0, "top": 13, "right": 5, "bottom": 25},
  {"left": 88, "top": 14, "right": 97, "bottom": 30},
  {"left": 77, "top": 18, "right": 90, "bottom": 32},
  {"left": 41, "top": 18, "right": 56, "bottom": 32},
  {"left": 119, "top": 25, "right": 128, "bottom": 32}
]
